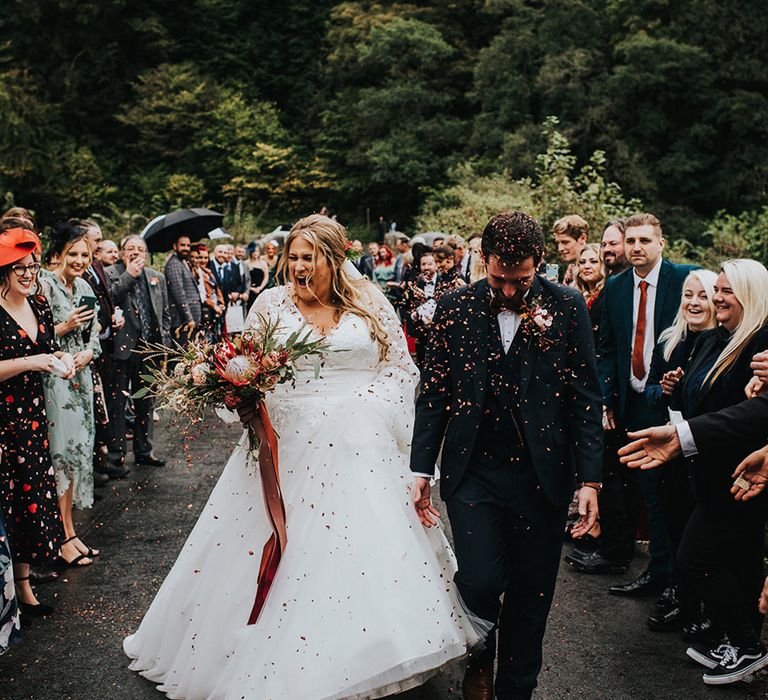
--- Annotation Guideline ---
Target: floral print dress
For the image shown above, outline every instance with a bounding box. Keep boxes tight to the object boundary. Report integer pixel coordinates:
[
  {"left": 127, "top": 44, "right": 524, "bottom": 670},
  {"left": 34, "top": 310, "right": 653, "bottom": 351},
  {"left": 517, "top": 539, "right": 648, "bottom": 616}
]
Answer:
[
  {"left": 0, "top": 295, "right": 64, "bottom": 567},
  {"left": 39, "top": 270, "right": 101, "bottom": 509},
  {"left": 0, "top": 510, "right": 20, "bottom": 655}
]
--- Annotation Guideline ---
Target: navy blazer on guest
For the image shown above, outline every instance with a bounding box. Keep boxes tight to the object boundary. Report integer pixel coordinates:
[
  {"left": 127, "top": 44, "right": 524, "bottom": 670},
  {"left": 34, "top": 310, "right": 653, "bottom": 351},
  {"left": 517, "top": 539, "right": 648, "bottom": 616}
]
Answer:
[{"left": 598, "top": 258, "right": 698, "bottom": 423}]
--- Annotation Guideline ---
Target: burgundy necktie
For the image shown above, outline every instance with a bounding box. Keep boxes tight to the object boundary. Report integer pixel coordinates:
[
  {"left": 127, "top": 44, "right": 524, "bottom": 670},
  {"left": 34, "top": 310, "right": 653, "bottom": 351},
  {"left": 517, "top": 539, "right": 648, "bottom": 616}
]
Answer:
[{"left": 632, "top": 280, "right": 649, "bottom": 380}]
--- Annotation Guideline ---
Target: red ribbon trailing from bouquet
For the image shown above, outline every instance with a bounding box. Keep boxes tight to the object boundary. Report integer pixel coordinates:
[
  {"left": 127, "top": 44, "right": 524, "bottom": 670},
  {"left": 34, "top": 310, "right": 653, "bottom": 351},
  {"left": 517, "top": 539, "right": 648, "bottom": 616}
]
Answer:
[{"left": 247, "top": 401, "right": 287, "bottom": 625}]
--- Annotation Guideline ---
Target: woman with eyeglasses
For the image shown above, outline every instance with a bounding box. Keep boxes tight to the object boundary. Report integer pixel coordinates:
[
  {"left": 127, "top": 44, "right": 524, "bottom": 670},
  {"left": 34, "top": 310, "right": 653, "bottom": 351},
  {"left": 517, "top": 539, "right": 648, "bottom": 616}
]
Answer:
[{"left": 0, "top": 226, "right": 73, "bottom": 621}]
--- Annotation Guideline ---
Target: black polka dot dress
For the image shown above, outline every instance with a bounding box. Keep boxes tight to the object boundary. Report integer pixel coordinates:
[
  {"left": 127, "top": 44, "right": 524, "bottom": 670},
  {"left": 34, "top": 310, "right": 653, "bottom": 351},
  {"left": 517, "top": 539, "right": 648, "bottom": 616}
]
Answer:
[{"left": 0, "top": 295, "right": 64, "bottom": 564}]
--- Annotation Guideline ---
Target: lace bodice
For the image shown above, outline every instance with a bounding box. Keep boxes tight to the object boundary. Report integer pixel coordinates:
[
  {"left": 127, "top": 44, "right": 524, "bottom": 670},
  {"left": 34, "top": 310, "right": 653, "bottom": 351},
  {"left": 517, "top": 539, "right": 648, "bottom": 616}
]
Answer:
[{"left": 244, "top": 285, "right": 419, "bottom": 445}]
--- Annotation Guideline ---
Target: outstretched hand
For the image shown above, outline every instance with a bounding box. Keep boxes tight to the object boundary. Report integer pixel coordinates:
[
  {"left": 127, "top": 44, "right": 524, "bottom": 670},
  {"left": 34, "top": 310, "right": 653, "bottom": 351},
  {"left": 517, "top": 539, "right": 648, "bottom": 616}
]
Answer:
[
  {"left": 731, "top": 445, "right": 768, "bottom": 501},
  {"left": 618, "top": 425, "right": 681, "bottom": 469},
  {"left": 412, "top": 477, "right": 440, "bottom": 528},
  {"left": 570, "top": 487, "right": 599, "bottom": 539},
  {"left": 760, "top": 576, "right": 768, "bottom": 615}
]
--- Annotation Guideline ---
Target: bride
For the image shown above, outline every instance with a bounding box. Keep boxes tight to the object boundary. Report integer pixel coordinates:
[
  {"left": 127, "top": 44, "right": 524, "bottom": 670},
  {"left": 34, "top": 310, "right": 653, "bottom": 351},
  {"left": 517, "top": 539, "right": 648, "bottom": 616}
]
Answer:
[{"left": 124, "top": 215, "right": 484, "bottom": 699}]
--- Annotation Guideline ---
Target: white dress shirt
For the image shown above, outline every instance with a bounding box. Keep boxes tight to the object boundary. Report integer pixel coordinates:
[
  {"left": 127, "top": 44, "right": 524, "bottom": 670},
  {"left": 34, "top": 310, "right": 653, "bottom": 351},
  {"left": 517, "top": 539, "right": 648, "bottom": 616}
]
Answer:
[
  {"left": 497, "top": 309, "right": 520, "bottom": 353},
  {"left": 460, "top": 253, "right": 471, "bottom": 279},
  {"left": 675, "top": 421, "right": 698, "bottom": 457},
  {"left": 629, "top": 257, "right": 663, "bottom": 393}
]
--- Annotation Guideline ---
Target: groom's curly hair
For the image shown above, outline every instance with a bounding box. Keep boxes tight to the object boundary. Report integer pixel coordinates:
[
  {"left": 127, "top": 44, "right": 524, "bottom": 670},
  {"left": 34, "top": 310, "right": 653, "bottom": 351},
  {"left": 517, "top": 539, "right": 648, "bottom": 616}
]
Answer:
[{"left": 481, "top": 211, "right": 544, "bottom": 265}]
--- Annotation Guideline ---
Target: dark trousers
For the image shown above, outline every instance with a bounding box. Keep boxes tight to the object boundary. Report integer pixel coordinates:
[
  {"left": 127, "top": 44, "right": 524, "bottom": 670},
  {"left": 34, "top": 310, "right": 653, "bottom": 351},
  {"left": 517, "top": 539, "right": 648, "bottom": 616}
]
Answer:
[
  {"left": 92, "top": 351, "right": 113, "bottom": 469},
  {"left": 447, "top": 454, "right": 568, "bottom": 699},
  {"left": 107, "top": 354, "right": 154, "bottom": 463},
  {"left": 621, "top": 391, "right": 673, "bottom": 582},
  {"left": 596, "top": 426, "right": 641, "bottom": 563},
  {"left": 659, "top": 459, "right": 697, "bottom": 611},
  {"left": 678, "top": 502, "right": 766, "bottom": 649}
]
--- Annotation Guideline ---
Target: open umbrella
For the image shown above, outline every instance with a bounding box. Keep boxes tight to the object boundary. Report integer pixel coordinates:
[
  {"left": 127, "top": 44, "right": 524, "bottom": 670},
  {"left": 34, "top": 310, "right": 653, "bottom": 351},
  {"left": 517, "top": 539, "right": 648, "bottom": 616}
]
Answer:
[
  {"left": 207, "top": 227, "right": 233, "bottom": 240},
  {"left": 140, "top": 208, "right": 224, "bottom": 253}
]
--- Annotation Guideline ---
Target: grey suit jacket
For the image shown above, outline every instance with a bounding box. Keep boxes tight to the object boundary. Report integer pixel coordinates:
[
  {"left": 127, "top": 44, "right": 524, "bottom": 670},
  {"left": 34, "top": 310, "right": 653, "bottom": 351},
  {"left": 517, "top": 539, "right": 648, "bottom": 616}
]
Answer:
[
  {"left": 107, "top": 263, "right": 172, "bottom": 359},
  {"left": 164, "top": 252, "right": 202, "bottom": 329}
]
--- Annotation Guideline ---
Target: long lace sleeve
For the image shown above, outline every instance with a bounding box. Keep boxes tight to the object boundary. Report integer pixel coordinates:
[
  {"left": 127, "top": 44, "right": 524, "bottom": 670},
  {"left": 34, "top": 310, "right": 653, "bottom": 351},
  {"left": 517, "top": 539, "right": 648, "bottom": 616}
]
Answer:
[
  {"left": 363, "top": 284, "right": 419, "bottom": 453},
  {"left": 244, "top": 286, "right": 284, "bottom": 331}
]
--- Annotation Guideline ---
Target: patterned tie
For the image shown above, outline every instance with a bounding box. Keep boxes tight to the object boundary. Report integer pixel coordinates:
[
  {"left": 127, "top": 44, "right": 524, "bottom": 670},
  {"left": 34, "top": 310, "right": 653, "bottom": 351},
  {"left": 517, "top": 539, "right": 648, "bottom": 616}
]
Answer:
[{"left": 632, "top": 280, "right": 649, "bottom": 380}]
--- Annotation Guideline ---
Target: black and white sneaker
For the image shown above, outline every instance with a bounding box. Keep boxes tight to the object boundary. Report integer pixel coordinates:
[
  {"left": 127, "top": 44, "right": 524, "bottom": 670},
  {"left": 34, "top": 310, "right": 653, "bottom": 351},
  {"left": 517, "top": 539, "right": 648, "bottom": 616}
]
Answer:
[
  {"left": 686, "top": 643, "right": 730, "bottom": 669},
  {"left": 702, "top": 644, "right": 768, "bottom": 685}
]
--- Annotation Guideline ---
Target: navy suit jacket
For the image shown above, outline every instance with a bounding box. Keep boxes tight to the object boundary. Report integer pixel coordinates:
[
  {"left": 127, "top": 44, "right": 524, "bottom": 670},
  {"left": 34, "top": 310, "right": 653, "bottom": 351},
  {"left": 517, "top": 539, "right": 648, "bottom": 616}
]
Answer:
[
  {"left": 597, "top": 258, "right": 698, "bottom": 422},
  {"left": 410, "top": 276, "right": 603, "bottom": 505}
]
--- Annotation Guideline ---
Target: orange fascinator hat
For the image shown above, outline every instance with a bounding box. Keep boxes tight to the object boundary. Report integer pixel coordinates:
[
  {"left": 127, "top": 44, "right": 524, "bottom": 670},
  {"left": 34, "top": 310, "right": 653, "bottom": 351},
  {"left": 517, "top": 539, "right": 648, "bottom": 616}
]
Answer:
[{"left": 0, "top": 228, "right": 41, "bottom": 267}]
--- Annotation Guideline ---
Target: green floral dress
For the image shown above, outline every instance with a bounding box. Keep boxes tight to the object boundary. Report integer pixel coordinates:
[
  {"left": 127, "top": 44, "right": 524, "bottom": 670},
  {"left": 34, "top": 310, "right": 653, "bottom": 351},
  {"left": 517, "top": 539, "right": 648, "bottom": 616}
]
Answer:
[{"left": 39, "top": 270, "right": 101, "bottom": 509}]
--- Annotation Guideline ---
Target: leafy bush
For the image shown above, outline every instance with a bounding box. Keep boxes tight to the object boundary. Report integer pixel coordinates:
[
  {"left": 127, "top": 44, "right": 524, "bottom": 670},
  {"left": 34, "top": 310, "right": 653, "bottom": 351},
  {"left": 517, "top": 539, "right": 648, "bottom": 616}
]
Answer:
[{"left": 416, "top": 117, "right": 642, "bottom": 244}]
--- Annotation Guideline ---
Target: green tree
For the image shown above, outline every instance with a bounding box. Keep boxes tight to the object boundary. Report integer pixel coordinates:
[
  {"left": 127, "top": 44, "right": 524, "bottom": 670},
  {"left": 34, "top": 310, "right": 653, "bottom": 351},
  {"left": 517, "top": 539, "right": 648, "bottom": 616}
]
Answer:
[{"left": 321, "top": 6, "right": 467, "bottom": 223}]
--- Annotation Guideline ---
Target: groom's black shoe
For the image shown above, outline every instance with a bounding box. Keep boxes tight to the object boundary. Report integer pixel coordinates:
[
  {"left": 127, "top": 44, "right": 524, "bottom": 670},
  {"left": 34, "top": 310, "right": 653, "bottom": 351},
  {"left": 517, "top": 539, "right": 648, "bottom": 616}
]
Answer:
[
  {"left": 462, "top": 665, "right": 493, "bottom": 700},
  {"left": 566, "top": 550, "right": 629, "bottom": 574},
  {"left": 608, "top": 570, "right": 666, "bottom": 597}
]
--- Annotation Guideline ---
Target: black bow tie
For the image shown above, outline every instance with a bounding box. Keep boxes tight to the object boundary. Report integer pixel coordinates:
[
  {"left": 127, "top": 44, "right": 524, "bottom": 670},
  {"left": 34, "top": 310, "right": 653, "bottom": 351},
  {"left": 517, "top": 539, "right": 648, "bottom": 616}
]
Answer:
[{"left": 489, "top": 292, "right": 527, "bottom": 315}]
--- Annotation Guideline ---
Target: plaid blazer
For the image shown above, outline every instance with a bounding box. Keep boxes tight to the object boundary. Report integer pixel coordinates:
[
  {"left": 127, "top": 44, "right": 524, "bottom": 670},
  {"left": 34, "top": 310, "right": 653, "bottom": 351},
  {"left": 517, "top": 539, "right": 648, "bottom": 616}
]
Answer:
[{"left": 164, "top": 252, "right": 202, "bottom": 329}]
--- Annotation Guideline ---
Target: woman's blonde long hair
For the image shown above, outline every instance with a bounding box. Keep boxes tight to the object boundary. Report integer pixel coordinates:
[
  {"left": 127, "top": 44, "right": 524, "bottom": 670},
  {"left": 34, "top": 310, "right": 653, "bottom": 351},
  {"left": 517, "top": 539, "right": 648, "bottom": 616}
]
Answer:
[
  {"left": 278, "top": 215, "right": 390, "bottom": 362},
  {"left": 658, "top": 269, "right": 717, "bottom": 362},
  {"left": 705, "top": 259, "right": 768, "bottom": 386},
  {"left": 574, "top": 243, "right": 606, "bottom": 298}
]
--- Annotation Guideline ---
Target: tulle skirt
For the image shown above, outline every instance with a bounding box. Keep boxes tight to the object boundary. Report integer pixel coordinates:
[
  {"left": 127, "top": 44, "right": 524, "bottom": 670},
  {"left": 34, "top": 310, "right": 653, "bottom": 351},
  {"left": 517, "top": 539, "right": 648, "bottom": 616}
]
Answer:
[{"left": 124, "top": 390, "right": 483, "bottom": 699}]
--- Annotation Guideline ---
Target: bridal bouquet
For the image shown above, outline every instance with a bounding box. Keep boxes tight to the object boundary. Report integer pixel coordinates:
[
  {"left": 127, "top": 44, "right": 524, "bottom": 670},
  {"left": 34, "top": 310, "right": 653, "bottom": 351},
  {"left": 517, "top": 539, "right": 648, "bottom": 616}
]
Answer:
[
  {"left": 136, "top": 316, "right": 326, "bottom": 625},
  {"left": 136, "top": 316, "right": 326, "bottom": 431}
]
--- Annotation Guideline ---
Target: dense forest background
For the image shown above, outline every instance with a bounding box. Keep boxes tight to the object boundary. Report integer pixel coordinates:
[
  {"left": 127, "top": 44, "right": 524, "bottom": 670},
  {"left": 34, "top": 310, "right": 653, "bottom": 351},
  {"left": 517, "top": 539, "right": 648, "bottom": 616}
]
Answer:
[{"left": 1, "top": 1, "right": 766, "bottom": 262}]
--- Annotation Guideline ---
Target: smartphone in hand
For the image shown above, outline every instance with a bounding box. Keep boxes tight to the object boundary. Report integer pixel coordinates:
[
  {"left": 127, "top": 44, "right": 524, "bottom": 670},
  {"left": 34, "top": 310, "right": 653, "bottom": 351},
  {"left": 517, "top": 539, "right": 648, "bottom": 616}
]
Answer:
[{"left": 77, "top": 296, "right": 98, "bottom": 311}]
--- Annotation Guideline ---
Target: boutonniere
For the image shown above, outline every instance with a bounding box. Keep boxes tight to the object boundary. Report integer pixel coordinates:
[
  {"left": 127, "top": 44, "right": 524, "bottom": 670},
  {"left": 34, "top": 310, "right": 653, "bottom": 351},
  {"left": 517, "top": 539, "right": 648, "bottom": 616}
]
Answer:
[
  {"left": 520, "top": 297, "right": 555, "bottom": 351},
  {"left": 149, "top": 277, "right": 159, "bottom": 287}
]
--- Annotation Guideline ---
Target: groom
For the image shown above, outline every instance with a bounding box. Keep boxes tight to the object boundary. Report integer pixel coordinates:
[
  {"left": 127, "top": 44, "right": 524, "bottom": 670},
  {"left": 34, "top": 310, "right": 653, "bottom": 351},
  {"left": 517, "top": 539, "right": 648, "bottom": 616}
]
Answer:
[{"left": 411, "top": 211, "right": 603, "bottom": 700}]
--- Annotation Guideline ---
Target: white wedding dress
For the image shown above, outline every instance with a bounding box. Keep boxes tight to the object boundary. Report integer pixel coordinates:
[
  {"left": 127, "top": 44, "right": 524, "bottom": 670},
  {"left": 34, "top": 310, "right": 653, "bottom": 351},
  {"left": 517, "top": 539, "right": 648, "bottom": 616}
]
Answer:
[{"left": 124, "top": 284, "right": 483, "bottom": 700}]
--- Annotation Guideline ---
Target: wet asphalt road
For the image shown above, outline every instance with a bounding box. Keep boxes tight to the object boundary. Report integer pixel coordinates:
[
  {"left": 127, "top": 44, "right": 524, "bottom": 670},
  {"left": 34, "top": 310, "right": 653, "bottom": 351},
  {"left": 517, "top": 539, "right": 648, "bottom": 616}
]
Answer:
[{"left": 0, "top": 417, "right": 765, "bottom": 700}]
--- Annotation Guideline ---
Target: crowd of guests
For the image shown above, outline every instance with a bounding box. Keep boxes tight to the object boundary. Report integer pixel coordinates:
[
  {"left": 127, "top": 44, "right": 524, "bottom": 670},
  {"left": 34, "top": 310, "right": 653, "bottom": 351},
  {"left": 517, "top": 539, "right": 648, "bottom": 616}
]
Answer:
[
  {"left": 549, "top": 213, "right": 768, "bottom": 686},
  {"left": 0, "top": 209, "right": 285, "bottom": 653},
  {"left": 349, "top": 232, "right": 484, "bottom": 368},
  {"left": 0, "top": 206, "right": 766, "bottom": 686},
  {"left": 355, "top": 212, "right": 768, "bottom": 686}
]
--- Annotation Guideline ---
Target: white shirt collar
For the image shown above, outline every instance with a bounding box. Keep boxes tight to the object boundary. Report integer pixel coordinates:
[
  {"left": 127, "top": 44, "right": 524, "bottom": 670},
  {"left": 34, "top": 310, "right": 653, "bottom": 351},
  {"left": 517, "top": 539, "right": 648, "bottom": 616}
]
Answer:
[{"left": 633, "top": 256, "right": 663, "bottom": 288}]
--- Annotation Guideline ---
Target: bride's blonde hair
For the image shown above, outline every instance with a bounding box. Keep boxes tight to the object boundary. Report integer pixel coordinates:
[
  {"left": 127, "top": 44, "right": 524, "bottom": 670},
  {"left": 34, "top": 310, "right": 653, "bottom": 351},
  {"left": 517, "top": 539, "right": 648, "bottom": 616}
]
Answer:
[{"left": 278, "top": 214, "right": 390, "bottom": 362}]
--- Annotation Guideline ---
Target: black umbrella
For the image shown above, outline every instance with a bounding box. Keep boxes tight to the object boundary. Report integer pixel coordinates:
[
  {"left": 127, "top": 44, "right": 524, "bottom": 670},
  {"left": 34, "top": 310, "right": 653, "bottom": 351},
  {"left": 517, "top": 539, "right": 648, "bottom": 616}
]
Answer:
[{"left": 140, "top": 208, "right": 224, "bottom": 253}]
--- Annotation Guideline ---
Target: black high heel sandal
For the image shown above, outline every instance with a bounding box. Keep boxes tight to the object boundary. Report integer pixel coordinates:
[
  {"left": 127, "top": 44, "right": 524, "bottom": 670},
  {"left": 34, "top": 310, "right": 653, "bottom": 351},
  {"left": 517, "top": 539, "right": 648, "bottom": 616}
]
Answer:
[
  {"left": 14, "top": 576, "right": 54, "bottom": 617},
  {"left": 57, "top": 536, "right": 93, "bottom": 567},
  {"left": 72, "top": 533, "right": 100, "bottom": 558}
]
